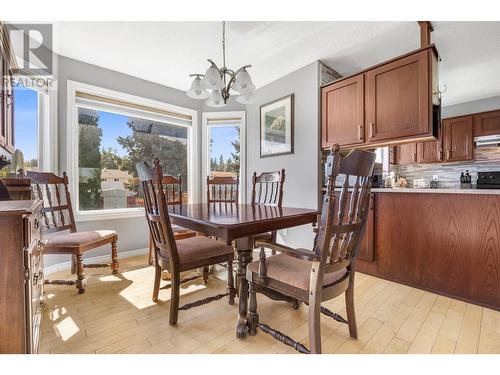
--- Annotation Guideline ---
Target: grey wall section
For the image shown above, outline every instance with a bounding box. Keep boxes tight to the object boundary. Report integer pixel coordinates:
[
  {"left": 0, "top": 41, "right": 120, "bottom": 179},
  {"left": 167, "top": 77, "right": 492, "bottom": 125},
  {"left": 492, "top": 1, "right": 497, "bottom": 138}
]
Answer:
[
  {"left": 246, "top": 61, "right": 320, "bottom": 249},
  {"left": 50, "top": 56, "right": 244, "bottom": 268},
  {"left": 442, "top": 95, "right": 500, "bottom": 118}
]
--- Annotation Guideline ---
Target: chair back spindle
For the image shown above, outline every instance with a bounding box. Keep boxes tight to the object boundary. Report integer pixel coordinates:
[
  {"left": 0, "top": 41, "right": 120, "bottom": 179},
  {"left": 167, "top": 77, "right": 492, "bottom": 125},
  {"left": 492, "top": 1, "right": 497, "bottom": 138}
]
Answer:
[
  {"left": 25, "top": 171, "right": 77, "bottom": 234},
  {"left": 206, "top": 176, "right": 239, "bottom": 204},
  {"left": 313, "top": 145, "right": 376, "bottom": 269}
]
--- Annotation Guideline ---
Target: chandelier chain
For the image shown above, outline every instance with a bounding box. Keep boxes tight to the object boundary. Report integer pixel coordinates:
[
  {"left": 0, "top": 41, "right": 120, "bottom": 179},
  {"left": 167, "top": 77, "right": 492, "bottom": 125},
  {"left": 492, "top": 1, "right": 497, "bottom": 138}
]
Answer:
[{"left": 222, "top": 21, "right": 226, "bottom": 69}]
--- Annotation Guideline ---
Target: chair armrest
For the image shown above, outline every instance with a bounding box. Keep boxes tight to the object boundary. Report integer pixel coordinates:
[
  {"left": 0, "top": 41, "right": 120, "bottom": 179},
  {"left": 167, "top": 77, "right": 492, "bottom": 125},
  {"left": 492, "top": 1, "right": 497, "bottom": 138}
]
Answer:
[{"left": 255, "top": 241, "right": 319, "bottom": 261}]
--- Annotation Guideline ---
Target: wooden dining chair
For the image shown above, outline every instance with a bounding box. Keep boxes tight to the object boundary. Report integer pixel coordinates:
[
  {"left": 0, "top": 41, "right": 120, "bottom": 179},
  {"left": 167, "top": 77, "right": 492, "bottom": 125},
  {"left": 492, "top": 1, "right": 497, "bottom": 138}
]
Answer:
[
  {"left": 146, "top": 173, "right": 197, "bottom": 266},
  {"left": 26, "top": 171, "right": 119, "bottom": 294},
  {"left": 136, "top": 159, "right": 236, "bottom": 325},
  {"left": 246, "top": 144, "right": 376, "bottom": 354},
  {"left": 206, "top": 175, "right": 239, "bottom": 204},
  {"left": 251, "top": 169, "right": 285, "bottom": 251}
]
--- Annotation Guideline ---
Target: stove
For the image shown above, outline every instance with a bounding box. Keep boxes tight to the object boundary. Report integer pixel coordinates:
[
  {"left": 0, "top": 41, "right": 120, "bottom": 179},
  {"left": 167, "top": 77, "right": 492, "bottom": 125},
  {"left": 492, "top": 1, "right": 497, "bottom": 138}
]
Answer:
[{"left": 477, "top": 171, "right": 500, "bottom": 189}]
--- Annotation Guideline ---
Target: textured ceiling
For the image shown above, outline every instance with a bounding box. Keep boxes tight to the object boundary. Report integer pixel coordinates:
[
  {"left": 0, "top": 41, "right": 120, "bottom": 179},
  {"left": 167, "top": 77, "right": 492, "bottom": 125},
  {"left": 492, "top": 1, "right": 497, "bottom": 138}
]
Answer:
[{"left": 52, "top": 21, "right": 500, "bottom": 106}]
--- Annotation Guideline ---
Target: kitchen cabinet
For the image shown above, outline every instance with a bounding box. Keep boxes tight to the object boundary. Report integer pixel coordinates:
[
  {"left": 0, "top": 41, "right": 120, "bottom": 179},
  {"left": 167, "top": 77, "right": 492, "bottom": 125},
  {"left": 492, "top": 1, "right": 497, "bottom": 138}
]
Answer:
[
  {"left": 365, "top": 49, "right": 430, "bottom": 143},
  {"left": 321, "top": 74, "right": 364, "bottom": 148},
  {"left": 417, "top": 139, "right": 442, "bottom": 163},
  {"left": 356, "top": 193, "right": 375, "bottom": 262},
  {"left": 393, "top": 143, "right": 417, "bottom": 165},
  {"left": 321, "top": 46, "right": 439, "bottom": 150},
  {"left": 442, "top": 115, "right": 473, "bottom": 162},
  {"left": 473, "top": 109, "right": 500, "bottom": 137},
  {"left": 355, "top": 192, "right": 500, "bottom": 311}
]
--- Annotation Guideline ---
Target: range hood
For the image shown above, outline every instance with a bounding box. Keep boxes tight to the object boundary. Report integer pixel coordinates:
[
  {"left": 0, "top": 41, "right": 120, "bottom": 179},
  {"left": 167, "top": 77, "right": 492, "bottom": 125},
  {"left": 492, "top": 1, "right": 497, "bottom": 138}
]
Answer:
[{"left": 474, "top": 134, "right": 500, "bottom": 148}]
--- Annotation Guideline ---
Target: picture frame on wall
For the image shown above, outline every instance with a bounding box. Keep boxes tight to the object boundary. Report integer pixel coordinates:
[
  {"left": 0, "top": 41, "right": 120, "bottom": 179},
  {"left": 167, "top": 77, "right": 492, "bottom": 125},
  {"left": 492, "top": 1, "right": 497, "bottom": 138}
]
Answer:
[{"left": 260, "top": 94, "right": 294, "bottom": 158}]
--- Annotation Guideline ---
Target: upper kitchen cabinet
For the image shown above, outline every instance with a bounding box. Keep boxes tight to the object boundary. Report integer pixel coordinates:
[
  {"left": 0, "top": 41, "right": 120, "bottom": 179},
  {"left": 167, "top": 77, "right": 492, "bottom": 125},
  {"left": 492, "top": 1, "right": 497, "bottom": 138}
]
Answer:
[
  {"left": 321, "top": 74, "right": 364, "bottom": 148},
  {"left": 321, "top": 46, "right": 439, "bottom": 149},
  {"left": 442, "top": 115, "right": 474, "bottom": 162},
  {"left": 365, "top": 49, "right": 431, "bottom": 143},
  {"left": 393, "top": 143, "right": 417, "bottom": 165},
  {"left": 417, "top": 139, "right": 442, "bottom": 163},
  {"left": 473, "top": 109, "right": 500, "bottom": 137}
]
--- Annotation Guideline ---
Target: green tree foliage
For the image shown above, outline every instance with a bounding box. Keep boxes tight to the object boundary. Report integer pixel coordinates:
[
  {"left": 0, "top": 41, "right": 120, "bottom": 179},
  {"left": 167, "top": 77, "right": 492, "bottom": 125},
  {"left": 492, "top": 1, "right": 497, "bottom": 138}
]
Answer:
[
  {"left": 78, "top": 108, "right": 102, "bottom": 210},
  {"left": 10, "top": 149, "right": 24, "bottom": 174},
  {"left": 101, "top": 147, "right": 124, "bottom": 170},
  {"left": 117, "top": 119, "right": 188, "bottom": 192}
]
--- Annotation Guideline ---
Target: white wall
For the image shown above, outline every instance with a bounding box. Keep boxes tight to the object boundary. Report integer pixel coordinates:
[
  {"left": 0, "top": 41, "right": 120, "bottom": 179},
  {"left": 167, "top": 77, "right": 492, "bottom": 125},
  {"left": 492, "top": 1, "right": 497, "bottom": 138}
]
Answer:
[{"left": 246, "top": 61, "right": 320, "bottom": 249}]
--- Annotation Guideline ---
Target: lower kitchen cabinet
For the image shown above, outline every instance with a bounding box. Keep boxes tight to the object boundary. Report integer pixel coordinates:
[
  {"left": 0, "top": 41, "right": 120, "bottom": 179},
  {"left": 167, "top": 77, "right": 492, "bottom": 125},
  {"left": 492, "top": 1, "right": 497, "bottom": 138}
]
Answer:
[
  {"left": 355, "top": 192, "right": 500, "bottom": 311},
  {"left": 356, "top": 193, "right": 375, "bottom": 262}
]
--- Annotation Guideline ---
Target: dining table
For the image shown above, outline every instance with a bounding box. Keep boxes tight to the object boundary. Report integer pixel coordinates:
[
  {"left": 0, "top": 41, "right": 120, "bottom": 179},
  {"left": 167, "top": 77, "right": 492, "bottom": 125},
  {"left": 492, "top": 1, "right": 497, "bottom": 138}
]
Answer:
[{"left": 168, "top": 202, "right": 319, "bottom": 338}]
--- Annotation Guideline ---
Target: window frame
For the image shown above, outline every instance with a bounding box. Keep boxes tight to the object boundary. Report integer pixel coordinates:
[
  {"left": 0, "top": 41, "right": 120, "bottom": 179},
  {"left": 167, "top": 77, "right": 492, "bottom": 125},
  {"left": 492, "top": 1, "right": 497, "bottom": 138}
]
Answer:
[
  {"left": 11, "top": 73, "right": 57, "bottom": 173},
  {"left": 201, "top": 111, "right": 246, "bottom": 203},
  {"left": 67, "top": 80, "right": 198, "bottom": 222}
]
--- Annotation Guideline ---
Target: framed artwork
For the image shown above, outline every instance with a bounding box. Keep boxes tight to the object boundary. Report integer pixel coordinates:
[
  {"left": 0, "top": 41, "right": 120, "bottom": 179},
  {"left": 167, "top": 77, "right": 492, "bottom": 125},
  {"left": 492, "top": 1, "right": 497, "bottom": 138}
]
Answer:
[{"left": 260, "top": 94, "right": 294, "bottom": 157}]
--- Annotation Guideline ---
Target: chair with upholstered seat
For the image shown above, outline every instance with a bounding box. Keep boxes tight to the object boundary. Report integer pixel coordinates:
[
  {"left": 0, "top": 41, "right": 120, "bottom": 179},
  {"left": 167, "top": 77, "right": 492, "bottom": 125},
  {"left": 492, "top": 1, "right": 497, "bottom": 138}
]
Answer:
[
  {"left": 246, "top": 144, "right": 376, "bottom": 354},
  {"left": 251, "top": 169, "right": 285, "bottom": 252},
  {"left": 146, "top": 173, "right": 197, "bottom": 266},
  {"left": 136, "top": 159, "right": 236, "bottom": 325},
  {"left": 26, "top": 171, "right": 119, "bottom": 294}
]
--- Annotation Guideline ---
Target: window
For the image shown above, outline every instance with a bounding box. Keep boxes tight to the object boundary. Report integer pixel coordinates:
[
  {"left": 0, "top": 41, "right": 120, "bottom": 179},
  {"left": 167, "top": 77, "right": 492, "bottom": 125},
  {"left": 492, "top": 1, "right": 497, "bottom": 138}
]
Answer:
[
  {"left": 68, "top": 81, "right": 198, "bottom": 220},
  {"left": 1, "top": 83, "right": 39, "bottom": 177},
  {"left": 202, "top": 111, "right": 246, "bottom": 202}
]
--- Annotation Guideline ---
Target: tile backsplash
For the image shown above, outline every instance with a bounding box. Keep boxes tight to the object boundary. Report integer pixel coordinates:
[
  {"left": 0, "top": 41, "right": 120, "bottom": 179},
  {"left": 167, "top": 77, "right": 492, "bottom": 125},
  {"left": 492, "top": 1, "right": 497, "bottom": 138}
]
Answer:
[{"left": 391, "top": 147, "right": 500, "bottom": 188}]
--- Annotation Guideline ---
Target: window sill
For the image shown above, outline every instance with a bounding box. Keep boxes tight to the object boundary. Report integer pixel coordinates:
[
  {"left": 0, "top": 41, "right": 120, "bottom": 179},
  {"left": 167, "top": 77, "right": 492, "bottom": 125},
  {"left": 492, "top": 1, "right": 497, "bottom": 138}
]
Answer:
[{"left": 75, "top": 208, "right": 145, "bottom": 222}]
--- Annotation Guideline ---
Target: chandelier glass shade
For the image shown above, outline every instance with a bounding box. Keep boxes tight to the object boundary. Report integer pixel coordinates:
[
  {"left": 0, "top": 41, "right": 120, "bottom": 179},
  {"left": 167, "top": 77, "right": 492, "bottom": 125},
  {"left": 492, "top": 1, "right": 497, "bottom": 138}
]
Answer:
[
  {"left": 186, "top": 76, "right": 209, "bottom": 99},
  {"left": 187, "top": 21, "right": 255, "bottom": 107}
]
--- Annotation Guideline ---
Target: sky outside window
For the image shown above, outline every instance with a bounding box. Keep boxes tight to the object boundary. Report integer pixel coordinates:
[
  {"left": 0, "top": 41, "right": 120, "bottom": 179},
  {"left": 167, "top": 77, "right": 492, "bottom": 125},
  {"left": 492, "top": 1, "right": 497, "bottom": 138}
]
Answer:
[{"left": 13, "top": 84, "right": 38, "bottom": 162}]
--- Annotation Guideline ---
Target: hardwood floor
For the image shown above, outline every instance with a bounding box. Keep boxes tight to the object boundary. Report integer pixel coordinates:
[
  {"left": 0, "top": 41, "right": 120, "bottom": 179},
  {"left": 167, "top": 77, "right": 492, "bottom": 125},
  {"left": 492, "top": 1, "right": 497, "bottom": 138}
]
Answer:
[{"left": 40, "top": 255, "right": 500, "bottom": 354}]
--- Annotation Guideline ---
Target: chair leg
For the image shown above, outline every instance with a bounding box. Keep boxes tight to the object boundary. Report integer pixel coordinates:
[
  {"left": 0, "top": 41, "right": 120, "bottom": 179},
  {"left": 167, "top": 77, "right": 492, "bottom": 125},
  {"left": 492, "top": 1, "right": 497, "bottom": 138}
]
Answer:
[
  {"left": 227, "top": 260, "right": 236, "bottom": 305},
  {"left": 345, "top": 272, "right": 358, "bottom": 339},
  {"left": 148, "top": 235, "right": 154, "bottom": 266},
  {"left": 152, "top": 263, "right": 161, "bottom": 302},
  {"left": 111, "top": 240, "right": 119, "bottom": 274},
  {"left": 70, "top": 254, "right": 77, "bottom": 275},
  {"left": 169, "top": 272, "right": 180, "bottom": 325},
  {"left": 202, "top": 265, "right": 209, "bottom": 284},
  {"left": 75, "top": 253, "right": 87, "bottom": 294},
  {"left": 308, "top": 296, "right": 322, "bottom": 354},
  {"left": 248, "top": 281, "right": 259, "bottom": 336}
]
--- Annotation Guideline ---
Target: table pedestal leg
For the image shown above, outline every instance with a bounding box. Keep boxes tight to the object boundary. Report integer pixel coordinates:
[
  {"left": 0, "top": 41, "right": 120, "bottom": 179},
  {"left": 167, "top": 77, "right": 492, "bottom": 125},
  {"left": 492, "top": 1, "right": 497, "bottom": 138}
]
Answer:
[{"left": 235, "top": 236, "right": 254, "bottom": 339}]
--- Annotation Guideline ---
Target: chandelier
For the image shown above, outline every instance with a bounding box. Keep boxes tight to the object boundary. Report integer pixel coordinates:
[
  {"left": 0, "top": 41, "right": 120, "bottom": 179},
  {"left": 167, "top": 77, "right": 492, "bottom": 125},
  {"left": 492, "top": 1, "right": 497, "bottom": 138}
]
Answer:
[{"left": 186, "top": 21, "right": 255, "bottom": 107}]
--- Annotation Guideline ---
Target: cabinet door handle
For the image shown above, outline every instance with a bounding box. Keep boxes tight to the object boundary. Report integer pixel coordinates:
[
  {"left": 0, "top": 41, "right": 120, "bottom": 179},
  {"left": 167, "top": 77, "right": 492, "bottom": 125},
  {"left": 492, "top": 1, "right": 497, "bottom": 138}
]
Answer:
[
  {"left": 447, "top": 149, "right": 451, "bottom": 159},
  {"left": 33, "top": 219, "right": 40, "bottom": 230},
  {"left": 414, "top": 152, "right": 417, "bottom": 162},
  {"left": 369, "top": 122, "right": 375, "bottom": 139},
  {"left": 358, "top": 125, "right": 363, "bottom": 140}
]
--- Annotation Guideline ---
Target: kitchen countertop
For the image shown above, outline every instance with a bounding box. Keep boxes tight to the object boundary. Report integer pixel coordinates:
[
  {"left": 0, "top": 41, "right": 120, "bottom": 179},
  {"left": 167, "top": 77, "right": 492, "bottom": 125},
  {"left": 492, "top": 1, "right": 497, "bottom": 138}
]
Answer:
[{"left": 371, "top": 188, "right": 500, "bottom": 195}]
